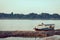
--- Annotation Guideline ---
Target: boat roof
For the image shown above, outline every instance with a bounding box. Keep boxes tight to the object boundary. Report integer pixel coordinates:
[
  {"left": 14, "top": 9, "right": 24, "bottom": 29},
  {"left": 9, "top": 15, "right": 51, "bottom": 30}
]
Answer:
[
  {"left": 38, "top": 24, "right": 55, "bottom": 26},
  {"left": 45, "top": 24, "right": 55, "bottom": 26}
]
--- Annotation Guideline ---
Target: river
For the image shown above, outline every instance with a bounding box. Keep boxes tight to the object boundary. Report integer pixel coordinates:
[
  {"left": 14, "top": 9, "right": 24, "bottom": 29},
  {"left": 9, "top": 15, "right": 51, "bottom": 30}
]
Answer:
[{"left": 0, "top": 19, "right": 60, "bottom": 40}]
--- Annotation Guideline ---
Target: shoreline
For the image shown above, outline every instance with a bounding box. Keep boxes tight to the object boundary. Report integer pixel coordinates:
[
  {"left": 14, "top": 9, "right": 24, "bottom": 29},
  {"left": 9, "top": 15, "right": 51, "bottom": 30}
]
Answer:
[
  {"left": 0, "top": 30, "right": 60, "bottom": 38},
  {"left": 0, "top": 19, "right": 60, "bottom": 20}
]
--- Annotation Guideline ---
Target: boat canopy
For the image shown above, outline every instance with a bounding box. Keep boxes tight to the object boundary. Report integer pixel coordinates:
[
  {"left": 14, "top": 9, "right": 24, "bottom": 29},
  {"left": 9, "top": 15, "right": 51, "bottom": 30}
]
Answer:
[
  {"left": 44, "top": 24, "right": 55, "bottom": 26},
  {"left": 38, "top": 23, "right": 55, "bottom": 26}
]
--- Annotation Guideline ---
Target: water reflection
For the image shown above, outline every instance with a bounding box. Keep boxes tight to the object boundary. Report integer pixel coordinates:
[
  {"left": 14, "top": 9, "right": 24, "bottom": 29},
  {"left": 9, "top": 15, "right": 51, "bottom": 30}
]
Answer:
[{"left": 0, "top": 35, "right": 60, "bottom": 40}]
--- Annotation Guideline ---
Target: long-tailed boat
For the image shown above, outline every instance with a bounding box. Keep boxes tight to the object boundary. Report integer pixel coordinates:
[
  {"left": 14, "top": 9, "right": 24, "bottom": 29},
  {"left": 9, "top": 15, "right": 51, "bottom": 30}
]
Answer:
[{"left": 34, "top": 23, "right": 55, "bottom": 31}]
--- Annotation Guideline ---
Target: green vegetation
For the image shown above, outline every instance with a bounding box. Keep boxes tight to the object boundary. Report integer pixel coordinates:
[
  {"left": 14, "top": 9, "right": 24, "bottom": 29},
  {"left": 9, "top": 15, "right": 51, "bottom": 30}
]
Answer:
[{"left": 0, "top": 12, "right": 60, "bottom": 20}]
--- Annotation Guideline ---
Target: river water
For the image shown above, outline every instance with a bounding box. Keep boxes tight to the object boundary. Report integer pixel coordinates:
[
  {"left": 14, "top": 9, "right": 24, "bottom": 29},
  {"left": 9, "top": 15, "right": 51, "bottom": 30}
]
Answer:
[{"left": 0, "top": 19, "right": 60, "bottom": 40}]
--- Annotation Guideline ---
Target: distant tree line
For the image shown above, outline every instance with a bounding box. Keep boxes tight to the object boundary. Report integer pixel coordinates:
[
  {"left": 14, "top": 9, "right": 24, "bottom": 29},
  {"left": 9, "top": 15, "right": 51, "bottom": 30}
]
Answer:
[{"left": 0, "top": 12, "right": 60, "bottom": 20}]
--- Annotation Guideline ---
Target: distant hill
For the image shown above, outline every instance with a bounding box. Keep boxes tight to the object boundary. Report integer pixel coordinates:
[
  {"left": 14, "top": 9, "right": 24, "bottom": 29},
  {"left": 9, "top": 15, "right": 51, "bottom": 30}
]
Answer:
[{"left": 0, "top": 12, "right": 60, "bottom": 20}]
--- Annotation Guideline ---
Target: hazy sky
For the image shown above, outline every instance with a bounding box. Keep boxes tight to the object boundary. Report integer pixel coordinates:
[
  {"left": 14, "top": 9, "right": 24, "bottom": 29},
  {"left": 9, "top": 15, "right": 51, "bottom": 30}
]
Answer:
[{"left": 0, "top": 0, "right": 60, "bottom": 14}]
